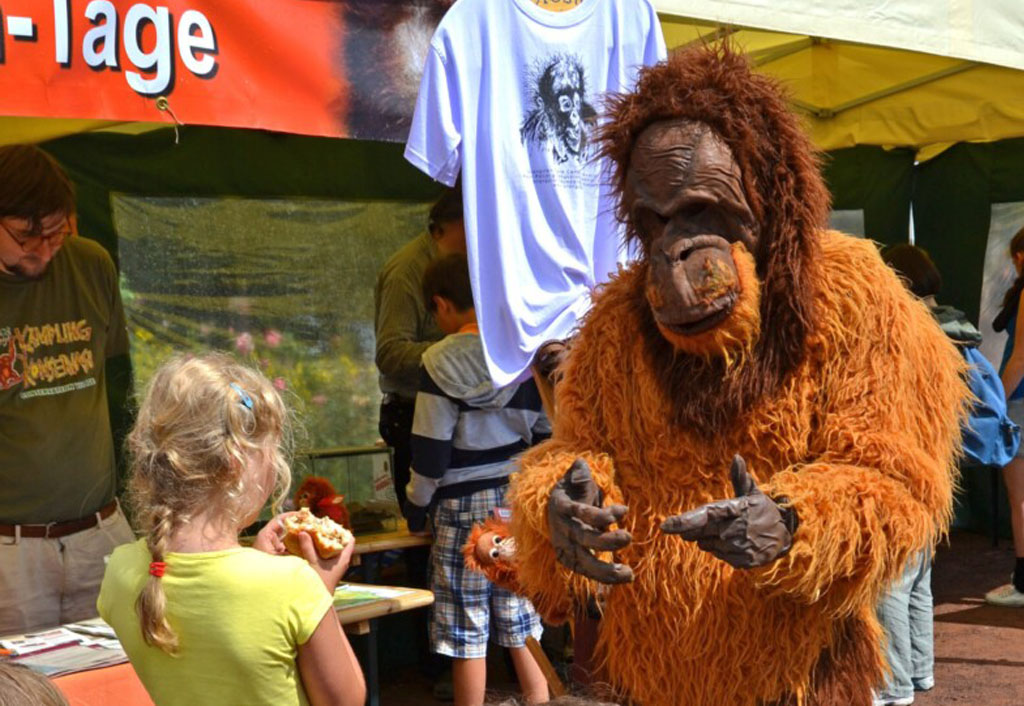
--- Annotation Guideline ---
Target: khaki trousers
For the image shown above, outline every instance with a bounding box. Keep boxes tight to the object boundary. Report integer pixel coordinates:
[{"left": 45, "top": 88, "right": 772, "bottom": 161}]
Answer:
[{"left": 0, "top": 506, "right": 135, "bottom": 635}]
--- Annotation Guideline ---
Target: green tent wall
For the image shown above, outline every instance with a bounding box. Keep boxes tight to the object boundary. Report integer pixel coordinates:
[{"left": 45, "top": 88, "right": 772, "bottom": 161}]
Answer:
[
  {"left": 823, "top": 145, "right": 915, "bottom": 247},
  {"left": 42, "top": 127, "right": 443, "bottom": 490},
  {"left": 913, "top": 138, "right": 1024, "bottom": 540}
]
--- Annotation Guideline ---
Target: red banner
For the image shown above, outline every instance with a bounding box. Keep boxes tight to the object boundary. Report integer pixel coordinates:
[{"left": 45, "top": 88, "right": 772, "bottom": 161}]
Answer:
[{"left": 0, "top": 1, "right": 451, "bottom": 141}]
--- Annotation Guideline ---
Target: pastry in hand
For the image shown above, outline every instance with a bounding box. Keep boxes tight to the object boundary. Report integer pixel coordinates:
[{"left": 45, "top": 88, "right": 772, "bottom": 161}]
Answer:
[{"left": 282, "top": 508, "right": 354, "bottom": 559}]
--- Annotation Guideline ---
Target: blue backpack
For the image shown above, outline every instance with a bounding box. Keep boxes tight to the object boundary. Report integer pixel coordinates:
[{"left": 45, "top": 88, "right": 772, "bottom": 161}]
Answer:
[{"left": 961, "top": 346, "right": 1021, "bottom": 467}]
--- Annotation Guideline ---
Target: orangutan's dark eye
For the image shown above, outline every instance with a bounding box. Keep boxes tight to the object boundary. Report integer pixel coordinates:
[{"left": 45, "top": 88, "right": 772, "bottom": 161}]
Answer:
[
  {"left": 636, "top": 208, "right": 667, "bottom": 240},
  {"left": 489, "top": 548, "right": 500, "bottom": 559}
]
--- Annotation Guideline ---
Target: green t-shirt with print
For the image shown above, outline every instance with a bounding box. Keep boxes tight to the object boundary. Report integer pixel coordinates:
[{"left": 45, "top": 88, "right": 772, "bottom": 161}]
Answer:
[{"left": 0, "top": 236, "right": 128, "bottom": 523}]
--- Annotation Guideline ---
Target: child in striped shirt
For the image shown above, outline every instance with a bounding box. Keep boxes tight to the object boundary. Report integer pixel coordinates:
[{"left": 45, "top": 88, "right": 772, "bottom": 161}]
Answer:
[{"left": 404, "top": 252, "right": 550, "bottom": 706}]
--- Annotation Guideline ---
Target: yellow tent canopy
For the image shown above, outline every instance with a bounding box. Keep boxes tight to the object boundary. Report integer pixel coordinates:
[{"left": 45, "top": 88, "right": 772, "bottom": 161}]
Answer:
[
  {"left": 657, "top": 1, "right": 1024, "bottom": 158},
  {"left": 3, "top": 1, "right": 1023, "bottom": 157}
]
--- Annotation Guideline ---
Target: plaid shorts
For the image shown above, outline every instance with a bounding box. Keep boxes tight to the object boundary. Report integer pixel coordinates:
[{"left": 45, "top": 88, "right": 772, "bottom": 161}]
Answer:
[{"left": 429, "top": 485, "right": 543, "bottom": 659}]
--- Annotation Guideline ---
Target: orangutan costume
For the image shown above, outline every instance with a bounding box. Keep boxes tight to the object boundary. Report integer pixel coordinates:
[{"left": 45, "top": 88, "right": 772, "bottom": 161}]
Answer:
[{"left": 507, "top": 46, "right": 969, "bottom": 705}]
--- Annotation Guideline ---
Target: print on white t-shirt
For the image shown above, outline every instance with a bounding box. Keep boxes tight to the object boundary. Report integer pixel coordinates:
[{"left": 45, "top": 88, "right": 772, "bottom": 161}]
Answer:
[{"left": 405, "top": 0, "right": 667, "bottom": 386}]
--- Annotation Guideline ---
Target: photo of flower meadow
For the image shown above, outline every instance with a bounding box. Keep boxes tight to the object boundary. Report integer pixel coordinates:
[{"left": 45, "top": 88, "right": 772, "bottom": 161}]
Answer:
[{"left": 113, "top": 195, "right": 431, "bottom": 455}]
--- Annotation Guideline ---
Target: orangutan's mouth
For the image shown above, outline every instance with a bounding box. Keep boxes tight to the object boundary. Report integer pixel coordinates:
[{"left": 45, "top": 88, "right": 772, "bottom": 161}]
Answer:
[{"left": 659, "top": 293, "right": 737, "bottom": 336}]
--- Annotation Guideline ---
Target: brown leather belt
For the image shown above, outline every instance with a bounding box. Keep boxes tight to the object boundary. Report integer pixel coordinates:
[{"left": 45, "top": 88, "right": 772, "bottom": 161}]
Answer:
[{"left": 0, "top": 500, "right": 118, "bottom": 539}]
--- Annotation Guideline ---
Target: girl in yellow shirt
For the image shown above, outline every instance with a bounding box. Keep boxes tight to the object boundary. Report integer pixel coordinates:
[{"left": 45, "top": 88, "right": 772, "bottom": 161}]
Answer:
[{"left": 98, "top": 353, "right": 365, "bottom": 706}]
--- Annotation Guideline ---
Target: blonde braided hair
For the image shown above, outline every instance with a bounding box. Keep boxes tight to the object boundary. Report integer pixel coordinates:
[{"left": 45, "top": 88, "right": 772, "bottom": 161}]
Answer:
[{"left": 127, "top": 353, "right": 293, "bottom": 654}]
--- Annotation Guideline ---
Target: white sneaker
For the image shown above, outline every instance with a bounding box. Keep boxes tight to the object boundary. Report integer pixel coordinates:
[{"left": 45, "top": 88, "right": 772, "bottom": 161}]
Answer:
[
  {"left": 984, "top": 583, "right": 1024, "bottom": 607},
  {"left": 872, "top": 693, "right": 913, "bottom": 706}
]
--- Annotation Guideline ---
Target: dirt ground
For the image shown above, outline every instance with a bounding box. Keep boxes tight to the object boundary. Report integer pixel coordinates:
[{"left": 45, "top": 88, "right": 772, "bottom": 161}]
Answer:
[
  {"left": 380, "top": 530, "right": 1024, "bottom": 705},
  {"left": 915, "top": 530, "right": 1024, "bottom": 705}
]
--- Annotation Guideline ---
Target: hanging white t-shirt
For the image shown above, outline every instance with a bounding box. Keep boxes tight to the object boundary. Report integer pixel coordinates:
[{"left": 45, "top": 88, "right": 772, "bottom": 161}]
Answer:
[{"left": 405, "top": 0, "right": 666, "bottom": 386}]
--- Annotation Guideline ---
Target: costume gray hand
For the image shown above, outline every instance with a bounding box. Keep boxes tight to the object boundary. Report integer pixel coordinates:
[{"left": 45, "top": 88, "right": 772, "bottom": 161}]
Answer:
[
  {"left": 547, "top": 458, "right": 633, "bottom": 584},
  {"left": 661, "top": 455, "right": 798, "bottom": 568}
]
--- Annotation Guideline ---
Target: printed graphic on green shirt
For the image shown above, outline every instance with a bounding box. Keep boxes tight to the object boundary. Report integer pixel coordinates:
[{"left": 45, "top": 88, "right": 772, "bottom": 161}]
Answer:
[
  {"left": 0, "top": 336, "right": 22, "bottom": 389},
  {"left": 0, "top": 320, "right": 97, "bottom": 393}
]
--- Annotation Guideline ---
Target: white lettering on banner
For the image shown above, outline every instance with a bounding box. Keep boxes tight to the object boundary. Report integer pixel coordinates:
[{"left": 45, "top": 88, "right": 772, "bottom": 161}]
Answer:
[
  {"left": 6, "top": 15, "right": 34, "bottom": 38},
  {"left": 0, "top": 2, "right": 219, "bottom": 96},
  {"left": 54, "top": 0, "right": 70, "bottom": 65},
  {"left": 83, "top": 1, "right": 119, "bottom": 69},
  {"left": 177, "top": 9, "right": 216, "bottom": 77},
  {"left": 123, "top": 4, "right": 172, "bottom": 95}
]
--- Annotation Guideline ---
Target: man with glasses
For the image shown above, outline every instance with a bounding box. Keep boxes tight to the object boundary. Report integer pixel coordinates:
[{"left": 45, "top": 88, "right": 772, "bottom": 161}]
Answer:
[{"left": 0, "top": 145, "right": 134, "bottom": 634}]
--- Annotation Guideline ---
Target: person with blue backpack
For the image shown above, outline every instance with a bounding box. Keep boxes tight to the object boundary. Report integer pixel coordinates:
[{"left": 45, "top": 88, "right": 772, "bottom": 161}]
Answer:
[
  {"left": 876, "top": 244, "right": 1020, "bottom": 706},
  {"left": 988, "top": 224, "right": 1024, "bottom": 607}
]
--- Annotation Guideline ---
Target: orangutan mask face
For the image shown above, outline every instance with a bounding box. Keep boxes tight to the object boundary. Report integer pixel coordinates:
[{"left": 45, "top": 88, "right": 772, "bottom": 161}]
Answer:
[{"left": 626, "top": 119, "right": 758, "bottom": 340}]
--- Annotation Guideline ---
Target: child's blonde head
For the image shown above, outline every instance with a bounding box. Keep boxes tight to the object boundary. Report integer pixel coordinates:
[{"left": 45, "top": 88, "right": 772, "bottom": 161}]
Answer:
[
  {"left": 128, "top": 352, "right": 292, "bottom": 653},
  {"left": 0, "top": 662, "right": 69, "bottom": 706}
]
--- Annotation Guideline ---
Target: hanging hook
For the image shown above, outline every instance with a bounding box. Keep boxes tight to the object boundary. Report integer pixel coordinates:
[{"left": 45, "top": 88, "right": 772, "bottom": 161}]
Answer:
[{"left": 154, "top": 96, "right": 185, "bottom": 145}]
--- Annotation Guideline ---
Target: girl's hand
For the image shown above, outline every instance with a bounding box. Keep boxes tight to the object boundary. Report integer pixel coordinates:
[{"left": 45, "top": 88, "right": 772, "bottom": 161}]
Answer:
[
  {"left": 252, "top": 511, "right": 354, "bottom": 591},
  {"left": 295, "top": 531, "right": 355, "bottom": 593},
  {"left": 252, "top": 511, "right": 297, "bottom": 555}
]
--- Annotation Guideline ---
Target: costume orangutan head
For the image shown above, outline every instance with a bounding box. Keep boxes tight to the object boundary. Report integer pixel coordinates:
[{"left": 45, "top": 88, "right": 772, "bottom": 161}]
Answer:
[{"left": 598, "top": 45, "right": 831, "bottom": 432}]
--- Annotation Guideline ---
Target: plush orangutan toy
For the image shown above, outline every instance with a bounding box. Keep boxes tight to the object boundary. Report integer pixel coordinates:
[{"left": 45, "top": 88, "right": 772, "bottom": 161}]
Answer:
[
  {"left": 462, "top": 517, "right": 520, "bottom": 593},
  {"left": 293, "top": 476, "right": 350, "bottom": 529},
  {"left": 508, "top": 45, "right": 970, "bottom": 706}
]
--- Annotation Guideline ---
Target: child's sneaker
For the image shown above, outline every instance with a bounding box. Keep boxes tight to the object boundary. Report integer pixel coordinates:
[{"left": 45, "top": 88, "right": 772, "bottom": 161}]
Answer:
[
  {"left": 872, "top": 693, "right": 913, "bottom": 706},
  {"left": 985, "top": 583, "right": 1024, "bottom": 607}
]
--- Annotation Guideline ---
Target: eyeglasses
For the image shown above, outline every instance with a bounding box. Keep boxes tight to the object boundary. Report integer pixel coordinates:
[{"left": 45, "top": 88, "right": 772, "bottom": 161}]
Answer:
[{"left": 0, "top": 219, "right": 72, "bottom": 253}]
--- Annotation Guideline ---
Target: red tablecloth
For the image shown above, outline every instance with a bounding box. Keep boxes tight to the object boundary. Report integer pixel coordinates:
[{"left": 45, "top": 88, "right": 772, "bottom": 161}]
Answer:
[{"left": 53, "top": 663, "right": 153, "bottom": 706}]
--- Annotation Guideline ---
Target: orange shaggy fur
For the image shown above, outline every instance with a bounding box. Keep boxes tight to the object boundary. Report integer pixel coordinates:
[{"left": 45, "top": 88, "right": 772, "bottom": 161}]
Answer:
[
  {"left": 509, "top": 46, "right": 969, "bottom": 704},
  {"left": 509, "top": 232, "right": 969, "bottom": 705}
]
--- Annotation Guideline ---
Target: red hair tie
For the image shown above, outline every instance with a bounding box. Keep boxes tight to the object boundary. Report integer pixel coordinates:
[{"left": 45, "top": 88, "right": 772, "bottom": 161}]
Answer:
[{"left": 149, "top": 561, "right": 167, "bottom": 578}]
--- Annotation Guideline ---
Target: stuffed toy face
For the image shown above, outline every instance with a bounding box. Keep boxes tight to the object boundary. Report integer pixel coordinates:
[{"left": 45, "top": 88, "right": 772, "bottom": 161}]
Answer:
[
  {"left": 462, "top": 517, "right": 521, "bottom": 592},
  {"left": 294, "top": 476, "right": 337, "bottom": 509},
  {"left": 474, "top": 529, "right": 517, "bottom": 566}
]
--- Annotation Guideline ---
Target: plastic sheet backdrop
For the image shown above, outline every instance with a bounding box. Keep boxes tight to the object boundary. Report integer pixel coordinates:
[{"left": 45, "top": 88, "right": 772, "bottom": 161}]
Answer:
[
  {"left": 112, "top": 195, "right": 430, "bottom": 450},
  {"left": 828, "top": 209, "right": 866, "bottom": 237},
  {"left": 978, "top": 201, "right": 1024, "bottom": 368}
]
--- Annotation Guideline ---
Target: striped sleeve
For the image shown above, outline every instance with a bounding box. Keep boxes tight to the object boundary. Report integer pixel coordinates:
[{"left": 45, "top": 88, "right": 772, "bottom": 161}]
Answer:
[
  {"left": 408, "top": 368, "right": 458, "bottom": 508},
  {"left": 532, "top": 409, "right": 552, "bottom": 444}
]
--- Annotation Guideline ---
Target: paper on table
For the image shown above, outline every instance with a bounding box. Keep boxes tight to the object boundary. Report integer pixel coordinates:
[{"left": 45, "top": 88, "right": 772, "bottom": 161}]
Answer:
[
  {"left": 65, "top": 619, "right": 118, "bottom": 640},
  {"left": 1, "top": 619, "right": 127, "bottom": 677},
  {"left": 11, "top": 643, "right": 127, "bottom": 678},
  {"left": 332, "top": 583, "right": 414, "bottom": 609},
  {"left": 1, "top": 628, "right": 85, "bottom": 656}
]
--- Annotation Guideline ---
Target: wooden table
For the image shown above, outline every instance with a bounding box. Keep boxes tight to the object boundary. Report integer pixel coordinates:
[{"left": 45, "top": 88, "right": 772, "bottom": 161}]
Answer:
[
  {"left": 354, "top": 528, "right": 432, "bottom": 555},
  {"left": 352, "top": 527, "right": 432, "bottom": 584},
  {"left": 7, "top": 582, "right": 433, "bottom": 706},
  {"left": 335, "top": 583, "right": 434, "bottom": 706},
  {"left": 336, "top": 582, "right": 434, "bottom": 635},
  {"left": 348, "top": 531, "right": 432, "bottom": 706}
]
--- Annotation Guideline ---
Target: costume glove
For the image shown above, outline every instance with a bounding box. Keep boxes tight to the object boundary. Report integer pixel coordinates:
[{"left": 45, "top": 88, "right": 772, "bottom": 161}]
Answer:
[
  {"left": 661, "top": 455, "right": 798, "bottom": 568},
  {"left": 547, "top": 458, "right": 633, "bottom": 584}
]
